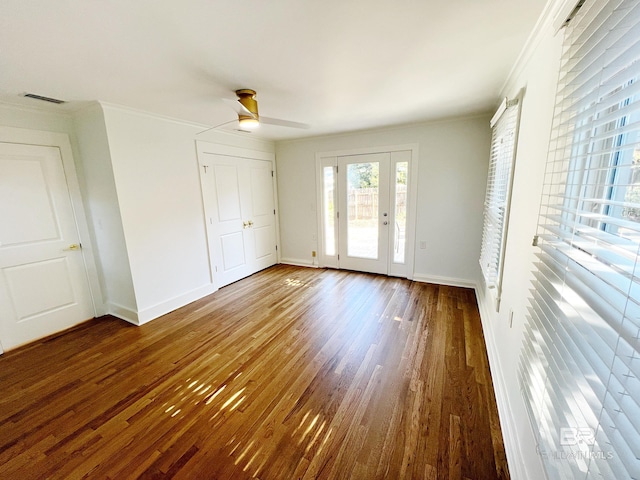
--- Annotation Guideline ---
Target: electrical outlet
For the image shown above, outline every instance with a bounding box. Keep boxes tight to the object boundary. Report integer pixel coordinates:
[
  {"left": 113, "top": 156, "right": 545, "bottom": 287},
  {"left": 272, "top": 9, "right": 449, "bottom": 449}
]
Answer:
[{"left": 312, "top": 251, "right": 317, "bottom": 257}]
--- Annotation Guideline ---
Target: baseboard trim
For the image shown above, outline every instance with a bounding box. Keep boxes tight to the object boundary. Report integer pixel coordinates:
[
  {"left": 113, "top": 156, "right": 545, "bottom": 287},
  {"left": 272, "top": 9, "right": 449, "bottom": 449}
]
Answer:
[
  {"left": 412, "top": 273, "right": 476, "bottom": 289},
  {"left": 108, "top": 302, "right": 139, "bottom": 325},
  {"left": 136, "top": 283, "right": 218, "bottom": 325},
  {"left": 279, "top": 258, "right": 319, "bottom": 268},
  {"left": 475, "top": 286, "right": 527, "bottom": 480}
]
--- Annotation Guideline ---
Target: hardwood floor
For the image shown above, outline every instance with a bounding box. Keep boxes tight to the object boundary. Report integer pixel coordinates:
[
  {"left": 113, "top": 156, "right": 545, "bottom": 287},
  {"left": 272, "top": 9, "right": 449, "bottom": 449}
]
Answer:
[{"left": 0, "top": 265, "right": 509, "bottom": 479}]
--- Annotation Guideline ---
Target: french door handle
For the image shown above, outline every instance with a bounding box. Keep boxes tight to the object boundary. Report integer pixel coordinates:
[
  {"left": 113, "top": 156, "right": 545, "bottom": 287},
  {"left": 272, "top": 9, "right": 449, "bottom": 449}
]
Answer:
[{"left": 383, "top": 221, "right": 388, "bottom": 226}]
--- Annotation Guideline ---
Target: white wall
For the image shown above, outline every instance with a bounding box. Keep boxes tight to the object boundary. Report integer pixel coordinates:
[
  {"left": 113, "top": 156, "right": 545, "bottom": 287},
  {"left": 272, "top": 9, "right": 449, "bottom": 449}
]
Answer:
[
  {"left": 100, "top": 105, "right": 212, "bottom": 322},
  {"left": 1, "top": 101, "right": 276, "bottom": 326},
  {"left": 99, "top": 104, "right": 275, "bottom": 323},
  {"left": 74, "top": 103, "right": 137, "bottom": 318},
  {"left": 0, "top": 103, "right": 75, "bottom": 134},
  {"left": 275, "top": 115, "right": 491, "bottom": 286},
  {"left": 475, "top": 3, "right": 565, "bottom": 478}
]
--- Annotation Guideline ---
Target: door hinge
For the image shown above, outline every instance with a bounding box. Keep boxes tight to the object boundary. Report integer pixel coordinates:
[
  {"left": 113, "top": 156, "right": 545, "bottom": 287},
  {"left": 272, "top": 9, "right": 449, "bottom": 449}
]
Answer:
[
  {"left": 203, "top": 165, "right": 209, "bottom": 173},
  {"left": 337, "top": 211, "right": 339, "bottom": 219},
  {"left": 337, "top": 254, "right": 340, "bottom": 260},
  {"left": 271, "top": 170, "right": 274, "bottom": 177},
  {"left": 215, "top": 265, "right": 218, "bottom": 272},
  {"left": 274, "top": 209, "right": 276, "bottom": 215},
  {"left": 532, "top": 235, "right": 539, "bottom": 247},
  {"left": 275, "top": 245, "right": 278, "bottom": 251},
  {"left": 336, "top": 165, "right": 339, "bottom": 173}
]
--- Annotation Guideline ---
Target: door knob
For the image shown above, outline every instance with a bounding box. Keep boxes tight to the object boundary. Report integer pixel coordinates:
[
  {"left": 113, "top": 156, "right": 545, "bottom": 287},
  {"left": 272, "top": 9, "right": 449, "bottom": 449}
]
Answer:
[
  {"left": 248, "top": 220, "right": 254, "bottom": 227},
  {"left": 383, "top": 221, "right": 388, "bottom": 225},
  {"left": 64, "top": 243, "right": 82, "bottom": 251}
]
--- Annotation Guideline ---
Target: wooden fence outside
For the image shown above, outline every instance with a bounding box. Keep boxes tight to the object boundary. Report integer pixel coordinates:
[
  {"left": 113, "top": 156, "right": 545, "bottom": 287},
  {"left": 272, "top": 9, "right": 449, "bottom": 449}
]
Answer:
[{"left": 347, "top": 185, "right": 406, "bottom": 220}]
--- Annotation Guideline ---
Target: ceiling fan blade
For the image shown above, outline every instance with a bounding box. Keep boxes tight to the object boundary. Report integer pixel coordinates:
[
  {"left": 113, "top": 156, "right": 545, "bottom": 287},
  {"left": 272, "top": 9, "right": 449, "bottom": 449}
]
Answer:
[
  {"left": 221, "top": 98, "right": 257, "bottom": 118},
  {"left": 260, "top": 116, "right": 310, "bottom": 129},
  {"left": 195, "top": 119, "right": 239, "bottom": 136}
]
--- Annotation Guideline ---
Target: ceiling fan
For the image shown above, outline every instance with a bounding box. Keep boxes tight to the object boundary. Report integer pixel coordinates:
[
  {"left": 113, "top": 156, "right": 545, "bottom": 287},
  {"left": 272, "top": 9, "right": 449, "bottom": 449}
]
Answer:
[{"left": 199, "top": 89, "right": 309, "bottom": 134}]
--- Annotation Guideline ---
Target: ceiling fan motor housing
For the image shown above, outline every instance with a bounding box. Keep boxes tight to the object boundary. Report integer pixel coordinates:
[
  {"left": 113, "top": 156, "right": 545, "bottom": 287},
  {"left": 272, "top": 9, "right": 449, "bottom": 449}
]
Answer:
[{"left": 236, "top": 89, "right": 259, "bottom": 121}]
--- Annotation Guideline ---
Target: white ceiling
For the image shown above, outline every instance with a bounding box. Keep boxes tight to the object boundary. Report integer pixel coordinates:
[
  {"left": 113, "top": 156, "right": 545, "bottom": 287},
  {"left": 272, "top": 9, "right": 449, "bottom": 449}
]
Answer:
[{"left": 0, "top": 0, "right": 548, "bottom": 140}]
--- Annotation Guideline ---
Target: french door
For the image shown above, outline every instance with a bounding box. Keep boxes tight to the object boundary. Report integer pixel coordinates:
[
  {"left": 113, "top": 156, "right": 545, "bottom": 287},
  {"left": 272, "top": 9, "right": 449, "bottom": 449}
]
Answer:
[{"left": 321, "top": 150, "right": 412, "bottom": 277}]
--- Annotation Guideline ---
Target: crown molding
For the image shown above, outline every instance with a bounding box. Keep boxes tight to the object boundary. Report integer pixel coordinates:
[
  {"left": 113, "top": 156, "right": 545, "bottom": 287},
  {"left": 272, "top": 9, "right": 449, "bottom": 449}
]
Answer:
[{"left": 499, "top": 0, "right": 578, "bottom": 97}]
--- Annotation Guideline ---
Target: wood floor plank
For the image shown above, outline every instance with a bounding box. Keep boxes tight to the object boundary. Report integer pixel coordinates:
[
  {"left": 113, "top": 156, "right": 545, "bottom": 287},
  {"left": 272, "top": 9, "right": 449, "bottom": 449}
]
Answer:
[{"left": 0, "top": 265, "right": 509, "bottom": 479}]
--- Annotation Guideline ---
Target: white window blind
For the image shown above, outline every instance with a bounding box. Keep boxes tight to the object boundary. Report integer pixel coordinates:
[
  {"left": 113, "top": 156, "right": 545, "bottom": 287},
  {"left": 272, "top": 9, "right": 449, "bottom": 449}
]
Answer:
[
  {"left": 519, "top": 0, "right": 640, "bottom": 478},
  {"left": 480, "top": 96, "right": 520, "bottom": 304}
]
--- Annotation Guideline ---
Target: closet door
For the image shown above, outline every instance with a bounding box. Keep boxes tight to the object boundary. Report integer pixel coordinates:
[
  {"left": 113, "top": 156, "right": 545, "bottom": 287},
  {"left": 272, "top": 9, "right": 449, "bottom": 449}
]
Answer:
[
  {"left": 247, "top": 159, "right": 278, "bottom": 272},
  {"left": 199, "top": 149, "right": 277, "bottom": 288}
]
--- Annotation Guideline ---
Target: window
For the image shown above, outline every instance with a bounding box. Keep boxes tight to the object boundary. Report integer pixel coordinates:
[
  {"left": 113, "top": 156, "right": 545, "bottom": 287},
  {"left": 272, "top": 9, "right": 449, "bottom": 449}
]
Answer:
[
  {"left": 323, "top": 166, "right": 336, "bottom": 257},
  {"left": 393, "top": 161, "right": 408, "bottom": 264},
  {"left": 479, "top": 95, "right": 521, "bottom": 308},
  {"left": 519, "top": 0, "right": 640, "bottom": 478}
]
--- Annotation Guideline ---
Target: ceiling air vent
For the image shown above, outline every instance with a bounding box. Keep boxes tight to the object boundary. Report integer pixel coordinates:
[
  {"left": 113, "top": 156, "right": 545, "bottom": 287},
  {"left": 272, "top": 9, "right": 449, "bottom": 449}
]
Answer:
[{"left": 23, "top": 93, "right": 66, "bottom": 104}]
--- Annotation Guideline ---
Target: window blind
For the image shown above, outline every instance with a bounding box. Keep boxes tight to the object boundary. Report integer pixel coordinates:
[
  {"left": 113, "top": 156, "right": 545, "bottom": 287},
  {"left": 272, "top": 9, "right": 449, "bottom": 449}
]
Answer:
[
  {"left": 480, "top": 96, "right": 520, "bottom": 305},
  {"left": 519, "top": 0, "right": 640, "bottom": 478}
]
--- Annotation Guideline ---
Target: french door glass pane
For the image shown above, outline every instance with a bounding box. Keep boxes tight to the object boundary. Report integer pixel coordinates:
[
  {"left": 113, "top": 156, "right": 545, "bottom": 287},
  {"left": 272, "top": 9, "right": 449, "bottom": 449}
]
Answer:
[
  {"left": 323, "top": 166, "right": 336, "bottom": 256},
  {"left": 394, "top": 161, "right": 408, "bottom": 263},
  {"left": 347, "top": 162, "right": 379, "bottom": 259}
]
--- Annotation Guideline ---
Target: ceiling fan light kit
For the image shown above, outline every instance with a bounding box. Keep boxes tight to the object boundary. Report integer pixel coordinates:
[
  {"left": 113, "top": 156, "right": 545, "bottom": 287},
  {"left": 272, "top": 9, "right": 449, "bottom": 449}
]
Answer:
[
  {"left": 238, "top": 116, "right": 259, "bottom": 129},
  {"left": 195, "top": 88, "right": 310, "bottom": 135},
  {"left": 236, "top": 89, "right": 260, "bottom": 128}
]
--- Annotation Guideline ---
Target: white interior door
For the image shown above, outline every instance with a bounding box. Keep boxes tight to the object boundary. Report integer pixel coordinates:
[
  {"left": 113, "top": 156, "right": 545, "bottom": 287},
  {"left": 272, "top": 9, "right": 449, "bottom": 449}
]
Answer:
[
  {"left": 200, "top": 153, "right": 277, "bottom": 288},
  {"left": 0, "top": 142, "right": 95, "bottom": 350},
  {"left": 207, "top": 158, "right": 252, "bottom": 287},
  {"left": 247, "top": 160, "right": 278, "bottom": 272}
]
